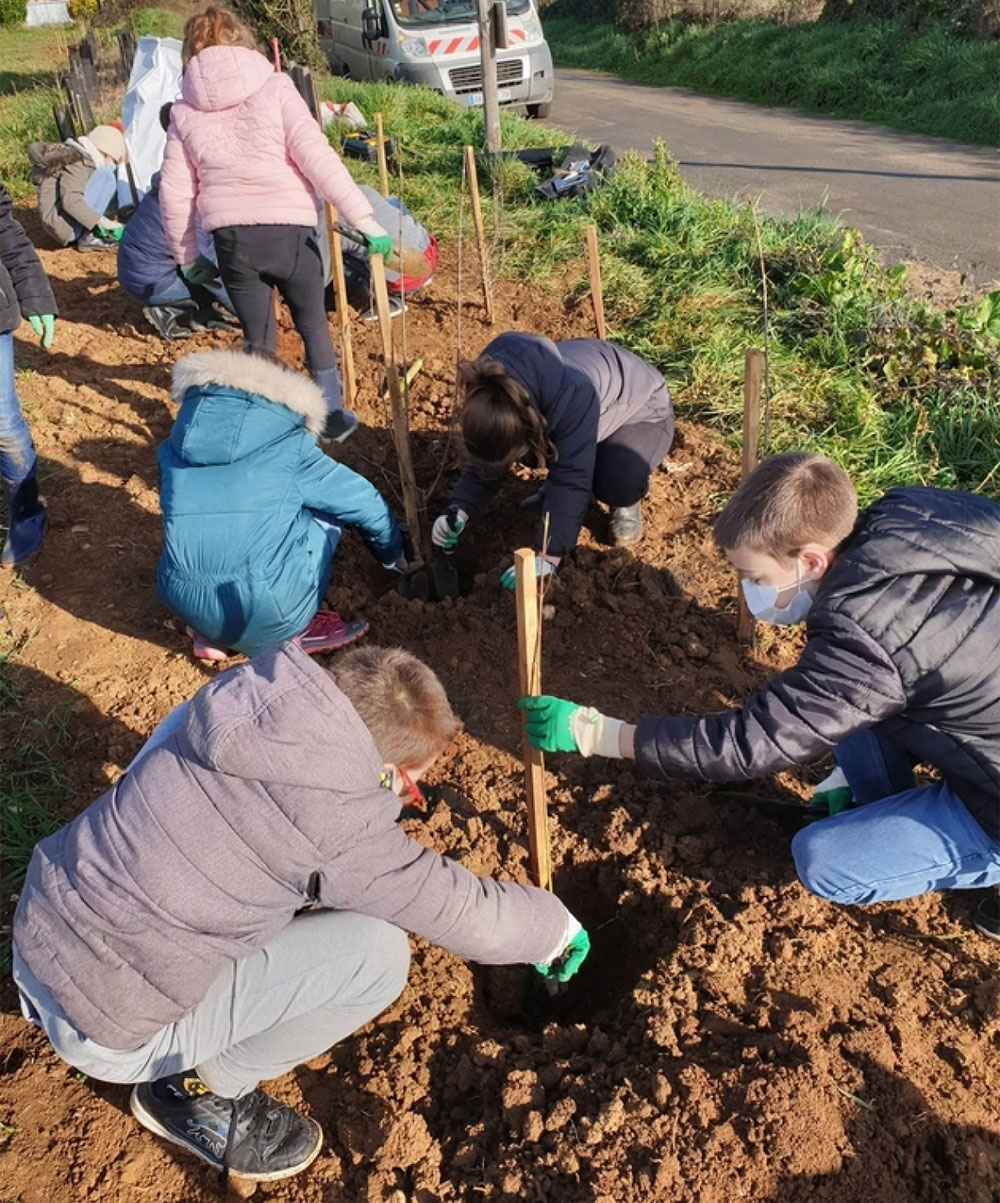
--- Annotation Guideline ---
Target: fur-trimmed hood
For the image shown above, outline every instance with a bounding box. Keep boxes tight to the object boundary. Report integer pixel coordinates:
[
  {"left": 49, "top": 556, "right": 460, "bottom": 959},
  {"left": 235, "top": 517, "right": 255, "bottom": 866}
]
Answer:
[{"left": 171, "top": 350, "right": 327, "bottom": 438}]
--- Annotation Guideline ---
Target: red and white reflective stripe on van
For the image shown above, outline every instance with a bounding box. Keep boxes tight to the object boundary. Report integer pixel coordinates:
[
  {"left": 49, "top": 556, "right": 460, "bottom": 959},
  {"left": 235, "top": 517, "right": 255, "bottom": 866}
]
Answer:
[{"left": 427, "top": 27, "right": 526, "bottom": 55}]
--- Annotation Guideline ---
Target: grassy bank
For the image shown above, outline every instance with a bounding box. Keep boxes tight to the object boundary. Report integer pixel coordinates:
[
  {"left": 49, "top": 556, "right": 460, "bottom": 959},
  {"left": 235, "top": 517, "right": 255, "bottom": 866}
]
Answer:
[
  {"left": 543, "top": 12, "right": 1000, "bottom": 146},
  {"left": 0, "top": 11, "right": 997, "bottom": 503}
]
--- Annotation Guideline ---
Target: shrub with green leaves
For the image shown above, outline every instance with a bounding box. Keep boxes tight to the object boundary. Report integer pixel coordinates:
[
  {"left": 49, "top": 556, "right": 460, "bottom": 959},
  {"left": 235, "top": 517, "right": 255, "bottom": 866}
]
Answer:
[{"left": 0, "top": 0, "right": 27, "bottom": 28}]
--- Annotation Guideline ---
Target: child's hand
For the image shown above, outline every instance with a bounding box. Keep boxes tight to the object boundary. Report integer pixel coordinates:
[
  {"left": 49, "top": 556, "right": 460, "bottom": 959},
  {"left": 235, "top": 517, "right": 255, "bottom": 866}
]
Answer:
[
  {"left": 431, "top": 508, "right": 467, "bottom": 550},
  {"left": 355, "top": 217, "right": 392, "bottom": 258},
  {"left": 182, "top": 256, "right": 219, "bottom": 286},
  {"left": 27, "top": 314, "right": 55, "bottom": 350},
  {"left": 499, "top": 554, "right": 558, "bottom": 591},
  {"left": 386, "top": 550, "right": 424, "bottom": 575},
  {"left": 97, "top": 217, "right": 124, "bottom": 242},
  {"left": 518, "top": 696, "right": 625, "bottom": 758},
  {"left": 534, "top": 914, "right": 590, "bottom": 987}
]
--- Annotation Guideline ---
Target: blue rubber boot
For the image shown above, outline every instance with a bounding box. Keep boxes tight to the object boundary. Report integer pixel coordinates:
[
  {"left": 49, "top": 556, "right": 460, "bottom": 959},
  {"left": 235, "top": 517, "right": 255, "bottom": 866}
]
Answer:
[{"left": 2, "top": 469, "right": 47, "bottom": 568}]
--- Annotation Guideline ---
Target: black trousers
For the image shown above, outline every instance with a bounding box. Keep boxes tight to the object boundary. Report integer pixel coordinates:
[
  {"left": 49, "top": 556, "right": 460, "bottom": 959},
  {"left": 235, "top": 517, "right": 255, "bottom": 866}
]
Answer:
[
  {"left": 213, "top": 224, "right": 337, "bottom": 372},
  {"left": 591, "top": 414, "right": 675, "bottom": 508}
]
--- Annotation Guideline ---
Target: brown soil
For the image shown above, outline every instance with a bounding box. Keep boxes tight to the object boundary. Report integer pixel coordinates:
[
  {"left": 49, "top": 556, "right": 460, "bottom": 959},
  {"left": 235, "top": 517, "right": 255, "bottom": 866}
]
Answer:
[{"left": 1, "top": 211, "right": 998, "bottom": 1203}]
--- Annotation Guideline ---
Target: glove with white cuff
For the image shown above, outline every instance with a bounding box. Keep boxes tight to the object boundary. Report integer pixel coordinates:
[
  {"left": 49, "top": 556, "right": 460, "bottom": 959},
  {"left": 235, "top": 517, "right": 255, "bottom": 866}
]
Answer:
[
  {"left": 533, "top": 912, "right": 590, "bottom": 986},
  {"left": 517, "top": 695, "right": 625, "bottom": 758}
]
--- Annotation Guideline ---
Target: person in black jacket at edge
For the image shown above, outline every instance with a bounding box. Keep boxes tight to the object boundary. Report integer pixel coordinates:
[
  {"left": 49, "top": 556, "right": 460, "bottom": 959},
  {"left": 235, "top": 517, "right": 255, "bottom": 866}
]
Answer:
[
  {"left": 429, "top": 333, "right": 675, "bottom": 589},
  {"left": 1, "top": 181, "right": 57, "bottom": 567},
  {"left": 519, "top": 452, "right": 1000, "bottom": 937}
]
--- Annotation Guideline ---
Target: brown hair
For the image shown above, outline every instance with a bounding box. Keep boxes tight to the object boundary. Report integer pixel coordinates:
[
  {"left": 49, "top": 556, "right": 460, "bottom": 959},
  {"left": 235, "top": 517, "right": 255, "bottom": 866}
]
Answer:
[
  {"left": 713, "top": 451, "right": 858, "bottom": 559},
  {"left": 182, "top": 7, "right": 257, "bottom": 66},
  {"left": 329, "top": 645, "right": 462, "bottom": 769},
  {"left": 458, "top": 357, "right": 556, "bottom": 474}
]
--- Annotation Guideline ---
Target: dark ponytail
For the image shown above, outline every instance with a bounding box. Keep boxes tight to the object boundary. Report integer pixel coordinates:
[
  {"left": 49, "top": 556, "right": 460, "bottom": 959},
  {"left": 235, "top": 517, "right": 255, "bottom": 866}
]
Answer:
[{"left": 458, "top": 357, "right": 556, "bottom": 473}]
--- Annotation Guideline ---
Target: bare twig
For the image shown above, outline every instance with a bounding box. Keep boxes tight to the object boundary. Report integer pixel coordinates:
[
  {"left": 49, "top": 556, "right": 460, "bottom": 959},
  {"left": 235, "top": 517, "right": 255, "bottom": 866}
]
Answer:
[{"left": 749, "top": 200, "right": 772, "bottom": 456}]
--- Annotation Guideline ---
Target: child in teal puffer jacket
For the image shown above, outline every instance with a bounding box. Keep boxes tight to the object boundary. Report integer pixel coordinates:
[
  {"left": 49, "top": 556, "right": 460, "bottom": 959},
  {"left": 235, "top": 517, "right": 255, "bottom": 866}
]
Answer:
[{"left": 158, "top": 349, "right": 416, "bottom": 661}]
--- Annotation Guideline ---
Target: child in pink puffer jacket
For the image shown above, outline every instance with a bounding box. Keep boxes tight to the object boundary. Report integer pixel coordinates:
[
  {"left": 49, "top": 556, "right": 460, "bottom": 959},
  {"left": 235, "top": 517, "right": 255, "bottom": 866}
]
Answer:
[{"left": 160, "top": 7, "right": 391, "bottom": 443}]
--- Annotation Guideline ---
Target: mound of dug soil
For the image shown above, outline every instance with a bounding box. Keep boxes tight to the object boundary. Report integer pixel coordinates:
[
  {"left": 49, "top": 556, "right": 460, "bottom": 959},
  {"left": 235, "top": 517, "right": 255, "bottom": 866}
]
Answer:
[{"left": 1, "top": 218, "right": 997, "bottom": 1203}]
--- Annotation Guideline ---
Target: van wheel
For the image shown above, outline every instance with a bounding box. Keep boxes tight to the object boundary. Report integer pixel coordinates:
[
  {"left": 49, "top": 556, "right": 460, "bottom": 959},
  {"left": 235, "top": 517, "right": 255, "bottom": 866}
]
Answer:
[{"left": 527, "top": 102, "right": 551, "bottom": 119}]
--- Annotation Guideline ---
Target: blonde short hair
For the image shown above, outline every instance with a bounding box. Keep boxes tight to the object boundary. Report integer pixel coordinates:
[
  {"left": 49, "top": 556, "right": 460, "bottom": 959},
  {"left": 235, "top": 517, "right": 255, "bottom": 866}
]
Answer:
[
  {"left": 182, "top": 6, "right": 257, "bottom": 66},
  {"left": 713, "top": 451, "right": 858, "bottom": 559},
  {"left": 329, "top": 646, "right": 462, "bottom": 769}
]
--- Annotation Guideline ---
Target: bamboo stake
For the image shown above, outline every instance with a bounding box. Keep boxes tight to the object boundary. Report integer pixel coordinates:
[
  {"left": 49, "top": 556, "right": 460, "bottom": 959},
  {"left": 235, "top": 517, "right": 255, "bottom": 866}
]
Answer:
[
  {"left": 463, "top": 145, "right": 494, "bottom": 324},
  {"left": 584, "top": 224, "right": 606, "bottom": 340},
  {"left": 374, "top": 112, "right": 390, "bottom": 198},
  {"left": 515, "top": 548, "right": 552, "bottom": 892},
  {"left": 370, "top": 252, "right": 423, "bottom": 559},
  {"left": 736, "top": 348, "right": 763, "bottom": 645}
]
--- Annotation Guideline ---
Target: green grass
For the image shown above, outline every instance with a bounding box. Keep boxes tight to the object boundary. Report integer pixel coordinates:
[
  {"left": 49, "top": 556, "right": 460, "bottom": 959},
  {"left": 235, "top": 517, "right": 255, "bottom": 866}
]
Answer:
[
  {"left": 0, "top": 636, "right": 73, "bottom": 930},
  {"left": 543, "top": 11, "right": 1000, "bottom": 146},
  {"left": 127, "top": 6, "right": 185, "bottom": 39}
]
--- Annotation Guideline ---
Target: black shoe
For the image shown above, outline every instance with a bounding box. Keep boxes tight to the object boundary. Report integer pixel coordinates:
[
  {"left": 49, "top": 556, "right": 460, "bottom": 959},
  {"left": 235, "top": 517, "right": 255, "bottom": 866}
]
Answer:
[
  {"left": 75, "top": 230, "right": 110, "bottom": 252},
  {"left": 2, "top": 471, "right": 48, "bottom": 567},
  {"left": 610, "top": 503, "right": 642, "bottom": 546},
  {"left": 143, "top": 305, "right": 193, "bottom": 340},
  {"left": 321, "top": 408, "right": 360, "bottom": 444},
  {"left": 974, "top": 889, "right": 1000, "bottom": 940},
  {"left": 130, "top": 1072, "right": 322, "bottom": 1183}
]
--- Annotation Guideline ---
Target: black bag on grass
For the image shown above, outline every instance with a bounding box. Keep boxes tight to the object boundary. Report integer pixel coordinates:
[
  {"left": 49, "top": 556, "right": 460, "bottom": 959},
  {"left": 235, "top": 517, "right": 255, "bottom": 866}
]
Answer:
[{"left": 536, "top": 143, "right": 617, "bottom": 201}]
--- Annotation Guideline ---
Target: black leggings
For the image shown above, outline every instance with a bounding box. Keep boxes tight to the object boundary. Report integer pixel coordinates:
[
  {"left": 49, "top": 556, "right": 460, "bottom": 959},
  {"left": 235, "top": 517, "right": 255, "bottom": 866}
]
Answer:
[
  {"left": 212, "top": 224, "right": 336, "bottom": 372},
  {"left": 591, "top": 415, "right": 675, "bottom": 508}
]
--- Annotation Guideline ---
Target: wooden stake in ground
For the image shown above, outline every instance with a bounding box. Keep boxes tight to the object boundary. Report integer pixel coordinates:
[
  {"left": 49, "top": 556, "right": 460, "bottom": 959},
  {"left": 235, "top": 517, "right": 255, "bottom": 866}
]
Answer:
[
  {"left": 307, "top": 76, "right": 357, "bottom": 410},
  {"left": 585, "top": 224, "right": 606, "bottom": 340},
  {"left": 323, "top": 201, "right": 357, "bottom": 410},
  {"left": 370, "top": 252, "right": 424, "bottom": 558},
  {"left": 374, "top": 112, "right": 390, "bottom": 198},
  {"left": 463, "top": 145, "right": 494, "bottom": 324},
  {"left": 515, "top": 548, "right": 552, "bottom": 891},
  {"left": 736, "top": 348, "right": 763, "bottom": 645}
]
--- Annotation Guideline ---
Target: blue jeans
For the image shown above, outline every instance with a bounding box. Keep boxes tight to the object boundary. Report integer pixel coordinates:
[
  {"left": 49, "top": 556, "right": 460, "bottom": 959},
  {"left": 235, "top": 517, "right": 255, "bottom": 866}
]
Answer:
[
  {"left": 791, "top": 729, "right": 1000, "bottom": 904},
  {"left": 0, "top": 332, "right": 36, "bottom": 494},
  {"left": 69, "top": 165, "right": 118, "bottom": 240}
]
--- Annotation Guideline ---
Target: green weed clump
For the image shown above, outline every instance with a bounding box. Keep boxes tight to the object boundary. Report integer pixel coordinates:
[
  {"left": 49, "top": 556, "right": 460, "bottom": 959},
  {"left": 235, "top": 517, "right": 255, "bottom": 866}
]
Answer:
[
  {"left": 0, "top": 644, "right": 73, "bottom": 904},
  {"left": 543, "top": 12, "right": 1000, "bottom": 146},
  {"left": 128, "top": 6, "right": 185, "bottom": 38}
]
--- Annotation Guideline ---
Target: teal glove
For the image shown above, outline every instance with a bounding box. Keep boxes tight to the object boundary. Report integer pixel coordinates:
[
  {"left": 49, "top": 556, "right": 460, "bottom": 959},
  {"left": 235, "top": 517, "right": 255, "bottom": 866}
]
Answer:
[
  {"left": 517, "top": 694, "right": 581, "bottom": 753},
  {"left": 97, "top": 219, "right": 124, "bottom": 243},
  {"left": 499, "top": 556, "right": 556, "bottom": 591},
  {"left": 363, "top": 231, "right": 393, "bottom": 258},
  {"left": 27, "top": 314, "right": 55, "bottom": 350},
  {"left": 431, "top": 509, "right": 466, "bottom": 551},
  {"left": 534, "top": 927, "right": 591, "bottom": 985},
  {"left": 182, "top": 255, "right": 219, "bottom": 286}
]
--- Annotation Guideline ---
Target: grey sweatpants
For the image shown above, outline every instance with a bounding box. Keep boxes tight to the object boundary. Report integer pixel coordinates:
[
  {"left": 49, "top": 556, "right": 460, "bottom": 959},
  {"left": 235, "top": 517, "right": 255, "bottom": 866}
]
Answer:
[{"left": 13, "top": 908, "right": 410, "bottom": 1099}]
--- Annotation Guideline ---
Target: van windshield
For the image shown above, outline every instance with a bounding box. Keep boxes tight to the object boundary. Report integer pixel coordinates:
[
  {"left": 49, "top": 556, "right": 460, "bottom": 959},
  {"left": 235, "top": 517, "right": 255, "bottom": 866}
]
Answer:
[{"left": 389, "top": 1, "right": 530, "bottom": 29}]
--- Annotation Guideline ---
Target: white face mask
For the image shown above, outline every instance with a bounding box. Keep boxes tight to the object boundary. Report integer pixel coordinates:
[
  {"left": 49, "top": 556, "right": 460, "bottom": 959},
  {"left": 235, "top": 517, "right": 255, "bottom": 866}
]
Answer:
[{"left": 741, "top": 562, "right": 814, "bottom": 625}]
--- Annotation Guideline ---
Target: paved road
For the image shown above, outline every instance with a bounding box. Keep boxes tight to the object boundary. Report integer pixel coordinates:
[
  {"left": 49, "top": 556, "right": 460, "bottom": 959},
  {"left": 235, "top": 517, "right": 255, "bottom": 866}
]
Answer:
[{"left": 544, "top": 69, "right": 1000, "bottom": 285}]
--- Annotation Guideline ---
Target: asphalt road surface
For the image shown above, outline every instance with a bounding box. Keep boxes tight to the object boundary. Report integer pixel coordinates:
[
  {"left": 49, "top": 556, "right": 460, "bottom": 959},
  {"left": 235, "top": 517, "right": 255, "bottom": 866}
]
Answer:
[{"left": 544, "top": 69, "right": 1000, "bottom": 285}]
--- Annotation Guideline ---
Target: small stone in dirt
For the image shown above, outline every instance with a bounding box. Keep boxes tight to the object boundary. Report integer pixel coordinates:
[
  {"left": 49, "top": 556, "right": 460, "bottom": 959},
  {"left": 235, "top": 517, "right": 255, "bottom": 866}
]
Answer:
[{"left": 71, "top": 524, "right": 90, "bottom": 533}]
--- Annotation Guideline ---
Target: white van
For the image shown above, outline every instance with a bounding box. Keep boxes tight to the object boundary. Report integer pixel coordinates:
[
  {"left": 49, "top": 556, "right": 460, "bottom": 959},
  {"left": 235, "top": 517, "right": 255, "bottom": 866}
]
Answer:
[{"left": 313, "top": 0, "right": 553, "bottom": 118}]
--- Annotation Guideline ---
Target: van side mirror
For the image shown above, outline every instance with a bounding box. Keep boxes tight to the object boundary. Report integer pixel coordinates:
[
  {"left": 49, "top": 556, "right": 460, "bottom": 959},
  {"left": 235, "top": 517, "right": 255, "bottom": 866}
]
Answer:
[{"left": 361, "top": 8, "right": 385, "bottom": 42}]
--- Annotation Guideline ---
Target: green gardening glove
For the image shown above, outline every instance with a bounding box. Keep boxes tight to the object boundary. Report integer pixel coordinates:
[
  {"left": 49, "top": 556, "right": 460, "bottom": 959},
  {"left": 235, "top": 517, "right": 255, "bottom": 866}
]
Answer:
[
  {"left": 517, "top": 694, "right": 581, "bottom": 753},
  {"left": 534, "top": 926, "right": 591, "bottom": 985},
  {"left": 182, "top": 255, "right": 220, "bottom": 287},
  {"left": 363, "top": 231, "right": 393, "bottom": 258},
  {"left": 27, "top": 314, "right": 55, "bottom": 350}
]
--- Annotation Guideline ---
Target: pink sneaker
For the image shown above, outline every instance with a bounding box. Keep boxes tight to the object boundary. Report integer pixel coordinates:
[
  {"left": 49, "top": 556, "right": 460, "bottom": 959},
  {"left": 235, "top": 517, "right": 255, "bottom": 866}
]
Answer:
[
  {"left": 292, "top": 610, "right": 369, "bottom": 655},
  {"left": 185, "top": 626, "right": 230, "bottom": 663}
]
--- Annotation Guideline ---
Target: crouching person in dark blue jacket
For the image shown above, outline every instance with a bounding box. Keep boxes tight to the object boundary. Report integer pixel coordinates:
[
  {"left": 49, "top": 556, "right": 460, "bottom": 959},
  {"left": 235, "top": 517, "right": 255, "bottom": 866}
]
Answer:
[
  {"left": 430, "top": 333, "right": 674, "bottom": 589},
  {"left": 158, "top": 349, "right": 420, "bottom": 662},
  {"left": 519, "top": 453, "right": 1000, "bottom": 936},
  {"left": 118, "top": 169, "right": 234, "bottom": 340}
]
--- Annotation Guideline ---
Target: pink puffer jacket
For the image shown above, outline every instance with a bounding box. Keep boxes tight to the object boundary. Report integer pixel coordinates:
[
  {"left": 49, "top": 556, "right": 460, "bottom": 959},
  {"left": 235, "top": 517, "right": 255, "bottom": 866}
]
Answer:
[{"left": 160, "top": 45, "right": 373, "bottom": 266}]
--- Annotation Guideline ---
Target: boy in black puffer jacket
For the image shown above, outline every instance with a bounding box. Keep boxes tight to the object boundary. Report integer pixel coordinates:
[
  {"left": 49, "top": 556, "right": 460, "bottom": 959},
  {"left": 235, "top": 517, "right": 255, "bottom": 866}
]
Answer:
[{"left": 520, "top": 452, "right": 1000, "bottom": 935}]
